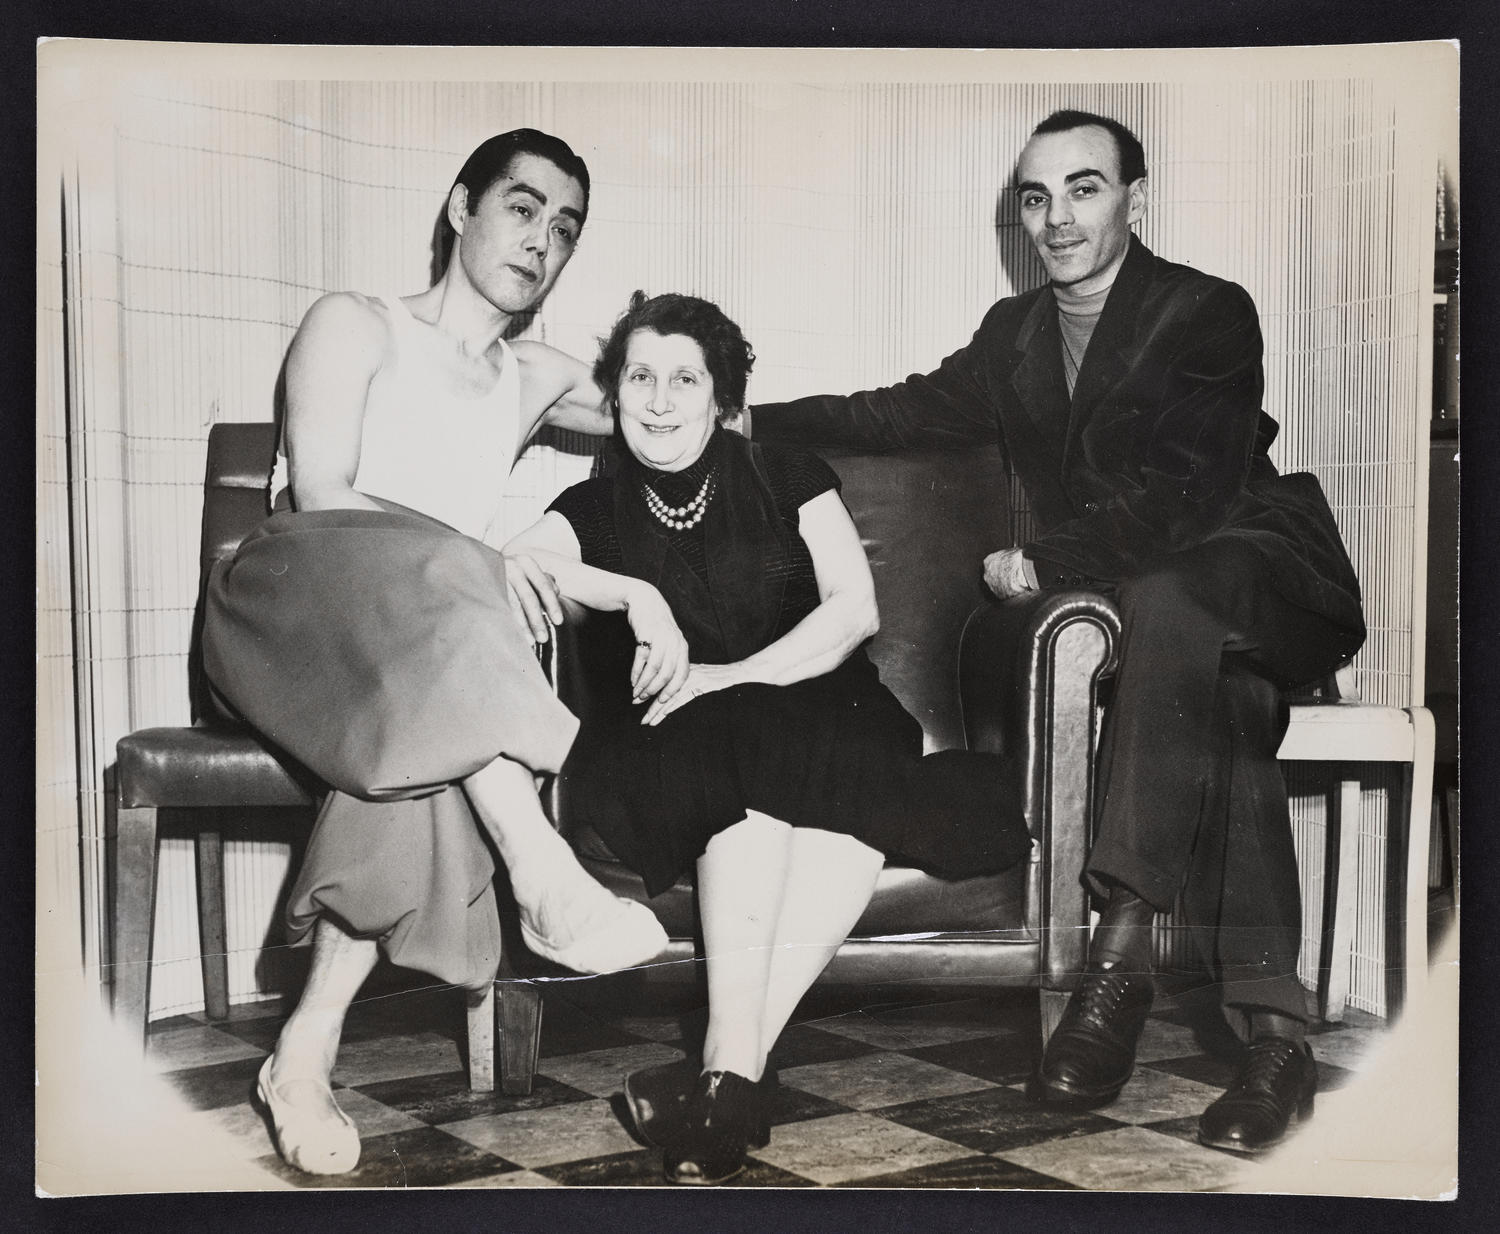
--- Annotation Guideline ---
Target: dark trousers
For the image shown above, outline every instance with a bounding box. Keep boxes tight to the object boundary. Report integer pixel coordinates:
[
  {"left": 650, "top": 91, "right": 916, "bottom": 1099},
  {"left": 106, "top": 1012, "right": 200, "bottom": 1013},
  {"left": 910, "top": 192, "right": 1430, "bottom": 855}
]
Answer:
[{"left": 1082, "top": 537, "right": 1351, "bottom": 1023}]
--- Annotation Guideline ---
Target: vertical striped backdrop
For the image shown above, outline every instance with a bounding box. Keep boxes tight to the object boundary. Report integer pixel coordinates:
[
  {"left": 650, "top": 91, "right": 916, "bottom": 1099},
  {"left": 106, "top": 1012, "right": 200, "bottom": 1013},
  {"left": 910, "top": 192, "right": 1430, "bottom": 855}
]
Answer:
[{"left": 38, "top": 56, "right": 1447, "bottom": 1018}]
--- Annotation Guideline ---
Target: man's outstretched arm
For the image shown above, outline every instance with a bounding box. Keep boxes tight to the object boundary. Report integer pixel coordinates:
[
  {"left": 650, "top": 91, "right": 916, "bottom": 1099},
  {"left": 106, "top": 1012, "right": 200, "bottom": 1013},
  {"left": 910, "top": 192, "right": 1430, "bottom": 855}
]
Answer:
[{"left": 752, "top": 327, "right": 999, "bottom": 454}]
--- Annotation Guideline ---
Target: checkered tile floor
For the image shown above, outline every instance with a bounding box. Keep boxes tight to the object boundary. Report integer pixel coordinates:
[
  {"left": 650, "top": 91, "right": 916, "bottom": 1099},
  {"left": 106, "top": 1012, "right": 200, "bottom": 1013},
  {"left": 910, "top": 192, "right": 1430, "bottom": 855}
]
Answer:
[{"left": 146, "top": 970, "right": 1391, "bottom": 1191}]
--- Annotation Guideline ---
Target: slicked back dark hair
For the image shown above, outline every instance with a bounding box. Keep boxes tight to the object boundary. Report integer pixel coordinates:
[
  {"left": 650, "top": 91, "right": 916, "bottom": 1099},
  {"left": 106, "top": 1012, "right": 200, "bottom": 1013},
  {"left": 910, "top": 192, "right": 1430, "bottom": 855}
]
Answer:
[
  {"left": 595, "top": 291, "right": 756, "bottom": 424},
  {"left": 436, "top": 128, "right": 591, "bottom": 270},
  {"left": 1026, "top": 110, "right": 1147, "bottom": 185}
]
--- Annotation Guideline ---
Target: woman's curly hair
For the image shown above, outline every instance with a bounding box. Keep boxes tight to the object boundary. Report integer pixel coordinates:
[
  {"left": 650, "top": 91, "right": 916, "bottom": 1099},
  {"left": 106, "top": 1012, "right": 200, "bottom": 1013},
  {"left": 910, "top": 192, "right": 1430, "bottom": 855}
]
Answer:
[{"left": 594, "top": 291, "right": 756, "bottom": 424}]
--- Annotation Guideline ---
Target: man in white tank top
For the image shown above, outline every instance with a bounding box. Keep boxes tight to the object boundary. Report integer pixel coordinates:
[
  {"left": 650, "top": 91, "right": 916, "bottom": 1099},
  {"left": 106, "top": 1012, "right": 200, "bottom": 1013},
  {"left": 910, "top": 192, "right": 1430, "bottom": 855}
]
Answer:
[{"left": 257, "top": 130, "right": 667, "bottom": 1174}]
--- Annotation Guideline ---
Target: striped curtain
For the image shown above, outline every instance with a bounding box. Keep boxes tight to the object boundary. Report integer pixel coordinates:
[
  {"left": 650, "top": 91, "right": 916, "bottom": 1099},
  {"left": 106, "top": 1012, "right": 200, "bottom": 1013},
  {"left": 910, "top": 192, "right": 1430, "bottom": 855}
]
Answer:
[{"left": 39, "top": 64, "right": 1440, "bottom": 1018}]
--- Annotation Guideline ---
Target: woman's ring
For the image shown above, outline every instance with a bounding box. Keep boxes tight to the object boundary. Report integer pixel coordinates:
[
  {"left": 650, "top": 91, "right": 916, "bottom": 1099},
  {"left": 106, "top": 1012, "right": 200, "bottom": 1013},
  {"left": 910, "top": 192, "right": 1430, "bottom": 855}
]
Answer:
[{"left": 638, "top": 640, "right": 651, "bottom": 648}]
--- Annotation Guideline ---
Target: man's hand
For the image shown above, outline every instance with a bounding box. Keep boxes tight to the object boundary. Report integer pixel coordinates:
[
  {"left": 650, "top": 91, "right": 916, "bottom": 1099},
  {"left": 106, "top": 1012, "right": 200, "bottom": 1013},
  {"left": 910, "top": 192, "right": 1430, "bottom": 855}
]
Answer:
[
  {"left": 503, "top": 551, "right": 565, "bottom": 643},
  {"left": 982, "top": 548, "right": 1037, "bottom": 600}
]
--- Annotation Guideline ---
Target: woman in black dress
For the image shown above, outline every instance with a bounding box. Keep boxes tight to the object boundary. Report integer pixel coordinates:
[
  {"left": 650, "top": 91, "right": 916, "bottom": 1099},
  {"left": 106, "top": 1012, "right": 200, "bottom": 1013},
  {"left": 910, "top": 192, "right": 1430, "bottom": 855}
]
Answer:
[{"left": 507, "top": 292, "right": 1027, "bottom": 1184}]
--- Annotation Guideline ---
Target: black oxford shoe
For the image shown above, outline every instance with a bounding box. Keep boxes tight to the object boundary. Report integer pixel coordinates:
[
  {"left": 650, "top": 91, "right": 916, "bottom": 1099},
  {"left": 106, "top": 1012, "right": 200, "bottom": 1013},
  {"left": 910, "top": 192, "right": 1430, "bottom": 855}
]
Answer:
[
  {"left": 1198, "top": 1038, "right": 1317, "bottom": 1155},
  {"left": 626, "top": 1058, "right": 776, "bottom": 1151},
  {"left": 623, "top": 1057, "right": 700, "bottom": 1149},
  {"left": 665, "top": 1070, "right": 767, "bottom": 1186},
  {"left": 1029, "top": 961, "right": 1155, "bottom": 1109}
]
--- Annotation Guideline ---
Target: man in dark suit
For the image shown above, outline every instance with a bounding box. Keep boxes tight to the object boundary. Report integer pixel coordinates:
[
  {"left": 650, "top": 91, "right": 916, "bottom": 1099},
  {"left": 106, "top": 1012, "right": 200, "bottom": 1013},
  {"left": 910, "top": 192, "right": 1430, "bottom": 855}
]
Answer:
[{"left": 752, "top": 109, "right": 1366, "bottom": 1155}]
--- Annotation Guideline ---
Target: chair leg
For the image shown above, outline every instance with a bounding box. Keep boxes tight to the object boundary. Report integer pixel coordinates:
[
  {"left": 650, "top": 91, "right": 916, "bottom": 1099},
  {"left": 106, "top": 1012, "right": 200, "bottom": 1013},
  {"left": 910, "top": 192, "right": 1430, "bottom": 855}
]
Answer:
[
  {"left": 111, "top": 805, "right": 161, "bottom": 1050},
  {"left": 1039, "top": 986, "right": 1070, "bottom": 1050},
  {"left": 466, "top": 983, "right": 497, "bottom": 1093},
  {"left": 1319, "top": 778, "right": 1363, "bottom": 1023},
  {"left": 194, "top": 827, "right": 230, "bottom": 1022},
  {"left": 1399, "top": 708, "right": 1436, "bottom": 1014},
  {"left": 1428, "top": 789, "right": 1446, "bottom": 890},
  {"left": 497, "top": 981, "right": 543, "bottom": 1097}
]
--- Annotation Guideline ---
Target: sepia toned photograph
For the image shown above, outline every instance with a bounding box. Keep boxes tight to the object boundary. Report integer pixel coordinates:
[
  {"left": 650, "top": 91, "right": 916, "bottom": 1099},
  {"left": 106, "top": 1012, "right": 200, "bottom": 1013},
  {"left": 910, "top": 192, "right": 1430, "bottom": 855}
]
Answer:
[{"left": 36, "top": 39, "right": 1459, "bottom": 1200}]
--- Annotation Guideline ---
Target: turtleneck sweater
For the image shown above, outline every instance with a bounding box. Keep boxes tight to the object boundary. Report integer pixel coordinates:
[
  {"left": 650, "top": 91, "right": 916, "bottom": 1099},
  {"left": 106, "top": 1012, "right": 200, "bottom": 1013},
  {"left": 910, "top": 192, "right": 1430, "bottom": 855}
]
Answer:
[{"left": 1053, "top": 278, "right": 1115, "bottom": 398}]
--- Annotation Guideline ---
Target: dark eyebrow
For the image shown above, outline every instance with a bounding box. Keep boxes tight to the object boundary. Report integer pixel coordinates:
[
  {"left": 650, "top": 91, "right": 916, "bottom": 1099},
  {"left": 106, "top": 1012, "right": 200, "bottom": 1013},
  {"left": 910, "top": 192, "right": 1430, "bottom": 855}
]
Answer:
[
  {"left": 502, "top": 181, "right": 584, "bottom": 226},
  {"left": 502, "top": 181, "right": 546, "bottom": 204},
  {"left": 1013, "top": 168, "right": 1110, "bottom": 196}
]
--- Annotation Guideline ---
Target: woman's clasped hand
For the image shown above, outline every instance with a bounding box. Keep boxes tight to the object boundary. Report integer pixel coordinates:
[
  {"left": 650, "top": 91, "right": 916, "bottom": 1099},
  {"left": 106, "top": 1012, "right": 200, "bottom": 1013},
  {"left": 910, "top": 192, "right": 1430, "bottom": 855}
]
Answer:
[
  {"left": 640, "top": 661, "right": 741, "bottom": 726},
  {"left": 622, "top": 580, "right": 690, "bottom": 705}
]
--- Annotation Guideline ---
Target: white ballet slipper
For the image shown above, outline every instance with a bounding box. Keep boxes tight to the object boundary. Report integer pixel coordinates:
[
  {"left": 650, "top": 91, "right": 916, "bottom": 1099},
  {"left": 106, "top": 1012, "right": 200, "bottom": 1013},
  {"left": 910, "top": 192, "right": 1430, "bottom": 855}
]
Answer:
[
  {"left": 520, "top": 896, "right": 668, "bottom": 975},
  {"left": 255, "top": 1055, "right": 361, "bottom": 1175}
]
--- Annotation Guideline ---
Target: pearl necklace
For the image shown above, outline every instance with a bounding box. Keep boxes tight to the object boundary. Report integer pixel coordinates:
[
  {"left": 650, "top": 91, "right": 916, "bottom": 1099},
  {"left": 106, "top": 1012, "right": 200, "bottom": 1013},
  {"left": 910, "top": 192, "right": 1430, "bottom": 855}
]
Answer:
[{"left": 642, "top": 469, "right": 717, "bottom": 531}]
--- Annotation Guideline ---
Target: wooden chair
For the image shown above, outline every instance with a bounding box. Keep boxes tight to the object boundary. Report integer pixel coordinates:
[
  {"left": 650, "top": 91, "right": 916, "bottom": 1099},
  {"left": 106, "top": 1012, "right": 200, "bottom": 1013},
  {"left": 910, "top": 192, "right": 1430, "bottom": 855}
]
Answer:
[
  {"left": 108, "top": 422, "right": 499, "bottom": 1090},
  {"left": 1280, "top": 671, "right": 1436, "bottom": 1021}
]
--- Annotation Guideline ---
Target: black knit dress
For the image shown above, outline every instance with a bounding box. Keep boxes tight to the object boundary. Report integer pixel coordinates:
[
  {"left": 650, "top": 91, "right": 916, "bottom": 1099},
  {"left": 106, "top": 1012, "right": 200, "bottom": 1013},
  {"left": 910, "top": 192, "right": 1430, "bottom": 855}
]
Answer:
[{"left": 549, "top": 428, "right": 1029, "bottom": 897}]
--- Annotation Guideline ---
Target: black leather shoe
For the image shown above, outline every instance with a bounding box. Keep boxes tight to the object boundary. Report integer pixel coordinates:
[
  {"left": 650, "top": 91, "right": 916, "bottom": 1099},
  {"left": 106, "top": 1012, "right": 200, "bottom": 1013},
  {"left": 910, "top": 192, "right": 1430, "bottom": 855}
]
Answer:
[
  {"left": 664, "top": 1070, "right": 766, "bottom": 1186},
  {"left": 1198, "top": 1038, "right": 1317, "bottom": 1155},
  {"left": 624, "top": 1057, "right": 700, "bottom": 1148},
  {"left": 1030, "top": 961, "right": 1154, "bottom": 1109},
  {"left": 625, "top": 1059, "right": 775, "bottom": 1150}
]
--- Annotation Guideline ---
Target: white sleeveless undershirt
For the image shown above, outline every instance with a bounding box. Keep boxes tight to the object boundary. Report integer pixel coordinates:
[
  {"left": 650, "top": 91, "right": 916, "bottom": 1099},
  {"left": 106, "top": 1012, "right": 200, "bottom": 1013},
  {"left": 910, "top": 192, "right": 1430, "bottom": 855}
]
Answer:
[{"left": 269, "top": 294, "right": 523, "bottom": 544}]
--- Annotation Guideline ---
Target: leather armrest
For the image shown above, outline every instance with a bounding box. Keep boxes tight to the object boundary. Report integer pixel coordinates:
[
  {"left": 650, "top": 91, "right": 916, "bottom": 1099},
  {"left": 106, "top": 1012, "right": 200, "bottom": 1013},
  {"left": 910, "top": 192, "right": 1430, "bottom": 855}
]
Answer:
[
  {"left": 958, "top": 589, "right": 1120, "bottom": 988},
  {"left": 958, "top": 589, "right": 1120, "bottom": 764}
]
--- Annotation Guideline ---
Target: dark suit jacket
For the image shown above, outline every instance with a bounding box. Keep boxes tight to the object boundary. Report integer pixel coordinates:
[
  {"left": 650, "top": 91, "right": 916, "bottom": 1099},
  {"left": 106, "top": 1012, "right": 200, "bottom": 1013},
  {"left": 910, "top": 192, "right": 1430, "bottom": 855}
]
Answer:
[{"left": 753, "top": 236, "right": 1365, "bottom": 648}]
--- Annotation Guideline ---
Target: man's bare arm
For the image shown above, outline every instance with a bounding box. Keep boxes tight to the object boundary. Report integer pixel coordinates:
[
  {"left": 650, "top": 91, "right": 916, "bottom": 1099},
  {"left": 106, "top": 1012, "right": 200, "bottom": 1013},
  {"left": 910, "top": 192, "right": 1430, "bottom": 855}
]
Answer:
[
  {"left": 283, "top": 292, "right": 389, "bottom": 512},
  {"left": 513, "top": 340, "right": 613, "bottom": 438}
]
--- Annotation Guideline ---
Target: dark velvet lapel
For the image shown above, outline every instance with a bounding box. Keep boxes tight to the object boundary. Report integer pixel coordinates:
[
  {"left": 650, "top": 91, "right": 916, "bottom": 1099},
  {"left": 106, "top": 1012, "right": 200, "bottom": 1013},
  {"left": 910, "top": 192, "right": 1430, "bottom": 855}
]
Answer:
[
  {"left": 1008, "top": 289, "right": 1069, "bottom": 444},
  {"left": 1060, "top": 234, "right": 1154, "bottom": 468},
  {"left": 613, "top": 429, "right": 790, "bottom": 665}
]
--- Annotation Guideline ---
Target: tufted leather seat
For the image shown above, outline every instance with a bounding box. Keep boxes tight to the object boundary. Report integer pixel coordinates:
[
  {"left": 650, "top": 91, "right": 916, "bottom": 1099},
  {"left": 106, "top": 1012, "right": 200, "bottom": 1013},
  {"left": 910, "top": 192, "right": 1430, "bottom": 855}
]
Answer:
[{"left": 494, "top": 429, "right": 1123, "bottom": 1094}]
